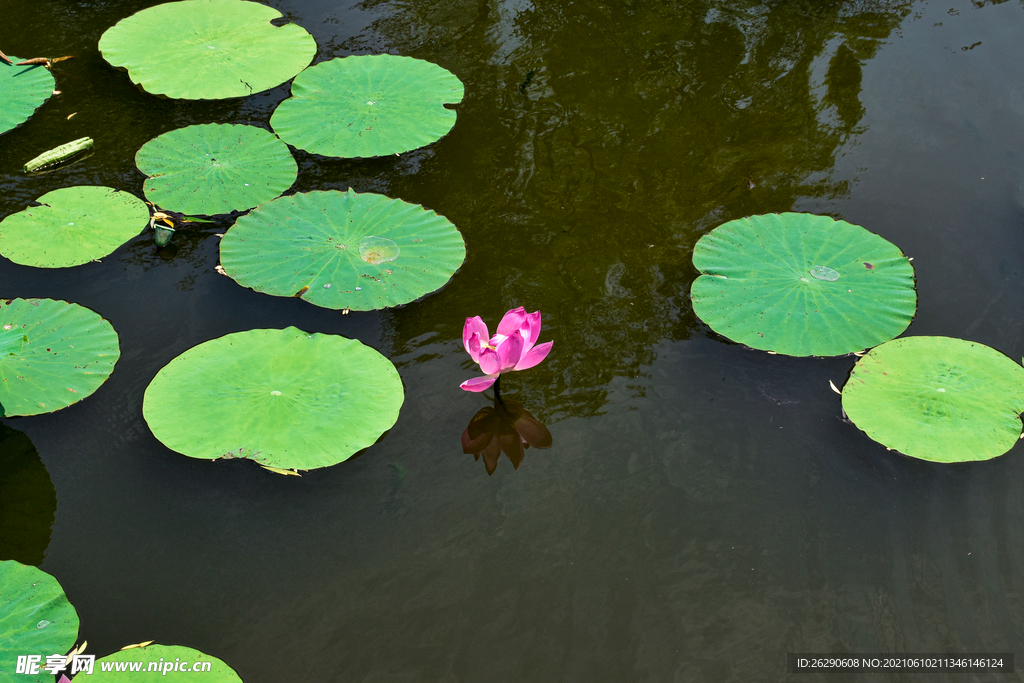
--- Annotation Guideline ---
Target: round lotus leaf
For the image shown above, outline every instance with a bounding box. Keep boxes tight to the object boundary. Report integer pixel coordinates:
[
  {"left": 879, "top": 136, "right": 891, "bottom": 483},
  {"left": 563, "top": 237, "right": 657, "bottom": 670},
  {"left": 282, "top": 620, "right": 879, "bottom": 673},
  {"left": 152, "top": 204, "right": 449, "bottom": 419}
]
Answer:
[
  {"left": 0, "top": 187, "right": 149, "bottom": 268},
  {"left": 0, "top": 59, "right": 55, "bottom": 136},
  {"left": 0, "top": 299, "right": 121, "bottom": 417},
  {"left": 143, "top": 327, "right": 404, "bottom": 470},
  {"left": 0, "top": 560, "right": 79, "bottom": 683},
  {"left": 219, "top": 189, "right": 466, "bottom": 311},
  {"left": 87, "top": 644, "right": 242, "bottom": 682},
  {"left": 842, "top": 336, "right": 1024, "bottom": 462},
  {"left": 270, "top": 54, "right": 465, "bottom": 158},
  {"left": 98, "top": 0, "right": 316, "bottom": 100},
  {"left": 136, "top": 124, "right": 297, "bottom": 215},
  {"left": 690, "top": 212, "right": 916, "bottom": 356}
]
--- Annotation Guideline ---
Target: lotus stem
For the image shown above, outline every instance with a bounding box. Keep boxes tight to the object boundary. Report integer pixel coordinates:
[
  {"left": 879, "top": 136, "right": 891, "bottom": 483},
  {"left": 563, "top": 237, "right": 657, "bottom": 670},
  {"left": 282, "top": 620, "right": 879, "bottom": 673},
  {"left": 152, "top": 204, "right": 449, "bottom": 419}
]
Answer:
[{"left": 493, "top": 375, "right": 503, "bottom": 405}]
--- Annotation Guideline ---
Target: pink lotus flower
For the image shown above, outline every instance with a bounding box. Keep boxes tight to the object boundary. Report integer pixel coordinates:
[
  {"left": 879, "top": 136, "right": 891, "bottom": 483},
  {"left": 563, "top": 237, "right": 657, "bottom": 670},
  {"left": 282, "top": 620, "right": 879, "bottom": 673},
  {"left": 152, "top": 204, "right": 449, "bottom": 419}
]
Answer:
[{"left": 460, "top": 307, "right": 553, "bottom": 392}]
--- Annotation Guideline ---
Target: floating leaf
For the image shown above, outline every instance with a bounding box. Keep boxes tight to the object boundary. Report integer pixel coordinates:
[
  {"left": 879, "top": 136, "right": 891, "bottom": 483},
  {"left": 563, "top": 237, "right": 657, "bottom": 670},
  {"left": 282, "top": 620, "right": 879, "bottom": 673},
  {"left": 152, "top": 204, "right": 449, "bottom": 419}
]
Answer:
[
  {"left": 0, "top": 560, "right": 79, "bottom": 683},
  {"left": 690, "top": 213, "right": 916, "bottom": 356},
  {"left": 220, "top": 189, "right": 465, "bottom": 310},
  {"left": 0, "top": 424, "right": 56, "bottom": 566},
  {"left": 136, "top": 124, "right": 296, "bottom": 215},
  {"left": 0, "top": 187, "right": 149, "bottom": 268},
  {"left": 842, "top": 336, "right": 1024, "bottom": 462},
  {"left": 0, "top": 59, "right": 55, "bottom": 136},
  {"left": 0, "top": 299, "right": 120, "bottom": 417},
  {"left": 143, "top": 327, "right": 404, "bottom": 470},
  {"left": 98, "top": 0, "right": 316, "bottom": 100},
  {"left": 24, "top": 137, "right": 93, "bottom": 173},
  {"left": 270, "top": 54, "right": 464, "bottom": 158},
  {"left": 88, "top": 644, "right": 242, "bottom": 682}
]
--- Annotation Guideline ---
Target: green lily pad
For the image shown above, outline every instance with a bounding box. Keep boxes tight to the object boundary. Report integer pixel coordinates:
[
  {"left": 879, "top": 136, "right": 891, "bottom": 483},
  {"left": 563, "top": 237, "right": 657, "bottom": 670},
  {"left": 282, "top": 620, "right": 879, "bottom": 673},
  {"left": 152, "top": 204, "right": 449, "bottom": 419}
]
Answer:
[
  {"left": 270, "top": 54, "right": 464, "bottom": 158},
  {"left": 136, "top": 124, "right": 297, "bottom": 215},
  {"left": 0, "top": 560, "right": 79, "bottom": 683},
  {"left": 98, "top": 0, "right": 316, "bottom": 100},
  {"left": 0, "top": 187, "right": 149, "bottom": 268},
  {"left": 0, "top": 424, "right": 55, "bottom": 566},
  {"left": 0, "top": 299, "right": 121, "bottom": 417},
  {"left": 842, "top": 336, "right": 1024, "bottom": 462},
  {"left": 143, "top": 327, "right": 404, "bottom": 470},
  {"left": 0, "top": 60, "right": 55, "bottom": 136},
  {"left": 690, "top": 213, "right": 916, "bottom": 356},
  {"left": 219, "top": 189, "right": 466, "bottom": 311},
  {"left": 87, "top": 644, "right": 242, "bottom": 682}
]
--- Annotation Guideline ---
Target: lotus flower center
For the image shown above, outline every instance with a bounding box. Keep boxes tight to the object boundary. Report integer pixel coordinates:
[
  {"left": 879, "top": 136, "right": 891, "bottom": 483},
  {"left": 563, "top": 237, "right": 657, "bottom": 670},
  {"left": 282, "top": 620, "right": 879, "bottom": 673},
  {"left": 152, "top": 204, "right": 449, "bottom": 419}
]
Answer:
[{"left": 484, "top": 334, "right": 509, "bottom": 351}]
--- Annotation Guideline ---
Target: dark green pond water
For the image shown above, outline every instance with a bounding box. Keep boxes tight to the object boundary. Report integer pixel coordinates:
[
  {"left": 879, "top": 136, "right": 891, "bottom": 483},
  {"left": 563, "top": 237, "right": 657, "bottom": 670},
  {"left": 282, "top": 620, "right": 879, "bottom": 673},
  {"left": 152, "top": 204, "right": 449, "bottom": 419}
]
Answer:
[{"left": 4, "top": 0, "right": 1024, "bottom": 679}]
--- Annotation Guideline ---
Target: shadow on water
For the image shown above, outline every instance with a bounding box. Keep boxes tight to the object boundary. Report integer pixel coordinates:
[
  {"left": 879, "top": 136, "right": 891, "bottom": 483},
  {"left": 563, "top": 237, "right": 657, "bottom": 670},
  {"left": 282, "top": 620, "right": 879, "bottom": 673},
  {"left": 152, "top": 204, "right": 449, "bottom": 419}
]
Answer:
[{"left": 0, "top": 422, "right": 55, "bottom": 566}]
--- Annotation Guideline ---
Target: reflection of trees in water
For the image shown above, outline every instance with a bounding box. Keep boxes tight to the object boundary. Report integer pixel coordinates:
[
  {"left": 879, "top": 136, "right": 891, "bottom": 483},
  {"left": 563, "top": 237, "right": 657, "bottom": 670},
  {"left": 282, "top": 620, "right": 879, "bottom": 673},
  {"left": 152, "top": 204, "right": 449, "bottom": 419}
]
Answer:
[{"left": 354, "top": 0, "right": 913, "bottom": 418}]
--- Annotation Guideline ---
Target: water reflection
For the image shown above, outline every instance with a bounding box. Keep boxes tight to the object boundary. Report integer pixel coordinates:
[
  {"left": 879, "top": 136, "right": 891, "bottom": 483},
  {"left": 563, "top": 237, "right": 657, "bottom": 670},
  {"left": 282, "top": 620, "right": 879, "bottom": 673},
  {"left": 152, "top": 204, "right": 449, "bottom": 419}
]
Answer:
[
  {"left": 354, "top": 0, "right": 915, "bottom": 418},
  {"left": 461, "top": 396, "right": 552, "bottom": 474},
  {"left": 0, "top": 422, "right": 56, "bottom": 566}
]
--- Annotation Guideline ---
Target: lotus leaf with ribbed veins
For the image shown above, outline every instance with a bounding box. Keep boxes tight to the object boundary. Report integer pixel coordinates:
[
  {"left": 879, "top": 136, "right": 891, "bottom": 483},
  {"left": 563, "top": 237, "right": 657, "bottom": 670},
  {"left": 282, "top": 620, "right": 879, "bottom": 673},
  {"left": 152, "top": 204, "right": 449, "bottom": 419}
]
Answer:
[
  {"left": 842, "top": 336, "right": 1024, "bottom": 462},
  {"left": 0, "top": 187, "right": 149, "bottom": 267},
  {"left": 143, "top": 327, "right": 403, "bottom": 470},
  {"left": 0, "top": 59, "right": 54, "bottom": 136},
  {"left": 219, "top": 189, "right": 465, "bottom": 311},
  {"left": 0, "top": 299, "right": 120, "bottom": 417},
  {"left": 136, "top": 123, "right": 297, "bottom": 215},
  {"left": 99, "top": 0, "right": 316, "bottom": 99},
  {"left": 271, "top": 54, "right": 464, "bottom": 158},
  {"left": 0, "top": 560, "right": 79, "bottom": 683},
  {"left": 691, "top": 212, "right": 917, "bottom": 356}
]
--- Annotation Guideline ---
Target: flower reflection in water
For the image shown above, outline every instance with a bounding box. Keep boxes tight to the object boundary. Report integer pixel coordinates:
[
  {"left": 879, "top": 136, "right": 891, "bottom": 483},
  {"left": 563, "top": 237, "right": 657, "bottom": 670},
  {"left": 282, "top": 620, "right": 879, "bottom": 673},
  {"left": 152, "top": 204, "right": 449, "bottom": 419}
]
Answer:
[{"left": 461, "top": 396, "right": 552, "bottom": 475}]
